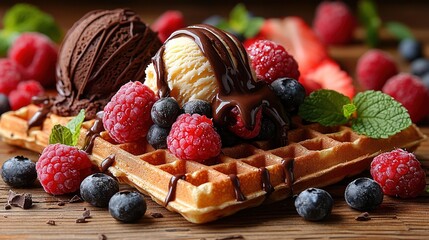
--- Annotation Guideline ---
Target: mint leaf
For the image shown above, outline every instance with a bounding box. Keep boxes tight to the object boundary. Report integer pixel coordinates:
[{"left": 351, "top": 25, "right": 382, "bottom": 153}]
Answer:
[
  {"left": 244, "top": 17, "right": 264, "bottom": 38},
  {"left": 66, "top": 109, "right": 85, "bottom": 146},
  {"left": 343, "top": 103, "right": 357, "bottom": 119},
  {"left": 299, "top": 90, "right": 351, "bottom": 126},
  {"left": 358, "top": 0, "right": 381, "bottom": 47},
  {"left": 49, "top": 125, "right": 73, "bottom": 145},
  {"left": 229, "top": 3, "right": 248, "bottom": 33},
  {"left": 386, "top": 21, "right": 414, "bottom": 40},
  {"left": 352, "top": 91, "right": 412, "bottom": 138}
]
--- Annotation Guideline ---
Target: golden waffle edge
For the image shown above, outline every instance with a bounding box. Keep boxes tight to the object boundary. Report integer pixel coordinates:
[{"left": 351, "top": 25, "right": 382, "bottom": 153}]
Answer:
[{"left": 0, "top": 105, "right": 426, "bottom": 223}]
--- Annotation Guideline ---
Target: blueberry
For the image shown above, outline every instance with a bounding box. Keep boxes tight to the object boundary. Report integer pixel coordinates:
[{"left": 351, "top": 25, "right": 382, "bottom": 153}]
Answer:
[
  {"left": 1, "top": 156, "right": 36, "bottom": 188},
  {"left": 294, "top": 188, "right": 333, "bottom": 221},
  {"left": 109, "top": 190, "right": 147, "bottom": 223},
  {"left": 255, "top": 117, "right": 276, "bottom": 140},
  {"left": 80, "top": 173, "right": 119, "bottom": 207},
  {"left": 399, "top": 38, "right": 422, "bottom": 62},
  {"left": 0, "top": 93, "right": 11, "bottom": 115},
  {"left": 182, "top": 99, "right": 212, "bottom": 118},
  {"left": 271, "top": 78, "right": 306, "bottom": 114},
  {"left": 147, "top": 124, "right": 170, "bottom": 149},
  {"left": 422, "top": 72, "right": 429, "bottom": 90},
  {"left": 410, "top": 58, "right": 429, "bottom": 77},
  {"left": 151, "top": 97, "right": 181, "bottom": 127},
  {"left": 345, "top": 177, "right": 383, "bottom": 211}
]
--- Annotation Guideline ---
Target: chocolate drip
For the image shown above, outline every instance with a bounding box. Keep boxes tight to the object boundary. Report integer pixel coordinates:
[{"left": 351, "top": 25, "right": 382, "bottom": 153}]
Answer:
[
  {"left": 281, "top": 158, "right": 295, "bottom": 194},
  {"left": 100, "top": 154, "right": 115, "bottom": 172},
  {"left": 152, "top": 24, "right": 289, "bottom": 146},
  {"left": 259, "top": 167, "right": 274, "bottom": 195},
  {"left": 82, "top": 111, "right": 104, "bottom": 154},
  {"left": 27, "top": 97, "right": 53, "bottom": 130},
  {"left": 228, "top": 174, "right": 246, "bottom": 201},
  {"left": 165, "top": 174, "right": 186, "bottom": 206}
]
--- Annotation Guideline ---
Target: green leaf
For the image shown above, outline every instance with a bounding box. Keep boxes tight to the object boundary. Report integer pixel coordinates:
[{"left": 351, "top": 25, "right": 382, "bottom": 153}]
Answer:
[
  {"left": 358, "top": 0, "right": 381, "bottom": 47},
  {"left": 352, "top": 91, "right": 412, "bottom": 138},
  {"left": 386, "top": 21, "right": 414, "bottom": 40},
  {"left": 229, "top": 3, "right": 249, "bottom": 33},
  {"left": 298, "top": 90, "right": 351, "bottom": 126},
  {"left": 66, "top": 109, "right": 85, "bottom": 146},
  {"left": 243, "top": 17, "right": 264, "bottom": 38},
  {"left": 343, "top": 103, "right": 357, "bottom": 119},
  {"left": 49, "top": 125, "right": 73, "bottom": 145},
  {"left": 0, "top": 30, "right": 19, "bottom": 57}
]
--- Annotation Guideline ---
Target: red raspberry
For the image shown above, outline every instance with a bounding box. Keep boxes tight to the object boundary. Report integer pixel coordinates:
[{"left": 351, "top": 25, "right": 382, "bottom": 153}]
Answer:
[
  {"left": 370, "top": 149, "right": 426, "bottom": 198},
  {"left": 8, "top": 32, "right": 58, "bottom": 87},
  {"left": 228, "top": 107, "right": 262, "bottom": 139},
  {"left": 8, "top": 80, "right": 44, "bottom": 110},
  {"left": 151, "top": 11, "right": 185, "bottom": 42},
  {"left": 103, "top": 81, "right": 157, "bottom": 143},
  {"left": 0, "top": 59, "right": 24, "bottom": 95},
  {"left": 246, "top": 40, "right": 300, "bottom": 83},
  {"left": 357, "top": 49, "right": 399, "bottom": 90},
  {"left": 382, "top": 73, "right": 429, "bottom": 123},
  {"left": 167, "top": 114, "right": 221, "bottom": 162},
  {"left": 313, "top": 1, "right": 357, "bottom": 45},
  {"left": 36, "top": 144, "right": 93, "bottom": 195}
]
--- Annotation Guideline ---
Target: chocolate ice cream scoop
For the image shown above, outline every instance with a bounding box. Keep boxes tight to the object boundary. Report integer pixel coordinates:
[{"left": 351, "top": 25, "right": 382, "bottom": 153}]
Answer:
[{"left": 52, "top": 9, "right": 161, "bottom": 119}]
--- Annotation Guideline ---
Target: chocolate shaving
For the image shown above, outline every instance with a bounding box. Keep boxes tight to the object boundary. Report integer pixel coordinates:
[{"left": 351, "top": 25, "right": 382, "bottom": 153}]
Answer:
[
  {"left": 150, "top": 212, "right": 164, "bottom": 218},
  {"left": 75, "top": 217, "right": 87, "bottom": 223},
  {"left": 82, "top": 209, "right": 91, "bottom": 219},
  {"left": 98, "top": 234, "right": 107, "bottom": 240},
  {"left": 69, "top": 195, "right": 83, "bottom": 203},
  {"left": 8, "top": 190, "right": 32, "bottom": 209},
  {"left": 216, "top": 235, "right": 245, "bottom": 240},
  {"left": 4, "top": 204, "right": 11, "bottom": 210},
  {"left": 57, "top": 201, "right": 66, "bottom": 206},
  {"left": 355, "top": 212, "right": 371, "bottom": 221},
  {"left": 46, "top": 220, "right": 56, "bottom": 225}
]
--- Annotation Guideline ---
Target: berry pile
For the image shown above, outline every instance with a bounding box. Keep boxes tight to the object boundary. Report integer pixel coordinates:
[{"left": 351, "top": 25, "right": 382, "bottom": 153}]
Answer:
[{"left": 0, "top": 32, "right": 57, "bottom": 112}]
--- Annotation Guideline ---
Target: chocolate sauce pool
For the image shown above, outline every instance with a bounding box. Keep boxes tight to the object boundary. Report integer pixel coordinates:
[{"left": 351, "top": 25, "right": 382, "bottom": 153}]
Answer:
[{"left": 152, "top": 24, "right": 290, "bottom": 146}]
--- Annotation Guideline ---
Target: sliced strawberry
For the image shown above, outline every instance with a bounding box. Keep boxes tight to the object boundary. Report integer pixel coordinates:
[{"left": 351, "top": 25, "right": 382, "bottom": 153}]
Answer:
[
  {"left": 301, "top": 60, "right": 355, "bottom": 98},
  {"left": 151, "top": 11, "right": 185, "bottom": 42},
  {"left": 260, "top": 17, "right": 328, "bottom": 75}
]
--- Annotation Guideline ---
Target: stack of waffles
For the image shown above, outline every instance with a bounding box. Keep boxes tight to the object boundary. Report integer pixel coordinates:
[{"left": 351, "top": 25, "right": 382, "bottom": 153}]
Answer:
[{"left": 0, "top": 104, "right": 425, "bottom": 223}]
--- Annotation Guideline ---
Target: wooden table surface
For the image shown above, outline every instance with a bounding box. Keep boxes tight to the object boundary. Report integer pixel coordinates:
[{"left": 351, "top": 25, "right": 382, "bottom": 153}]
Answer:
[{"left": 1, "top": 1, "right": 429, "bottom": 239}]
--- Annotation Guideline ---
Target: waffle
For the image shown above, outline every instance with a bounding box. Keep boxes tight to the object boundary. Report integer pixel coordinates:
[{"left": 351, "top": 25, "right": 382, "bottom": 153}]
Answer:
[{"left": 0, "top": 104, "right": 426, "bottom": 223}]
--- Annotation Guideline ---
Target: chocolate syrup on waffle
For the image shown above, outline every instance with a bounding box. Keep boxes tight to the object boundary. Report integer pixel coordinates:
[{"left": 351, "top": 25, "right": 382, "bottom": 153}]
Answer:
[
  {"left": 259, "top": 167, "right": 274, "bottom": 195},
  {"left": 152, "top": 24, "right": 289, "bottom": 146},
  {"left": 100, "top": 154, "right": 115, "bottom": 172},
  {"left": 228, "top": 174, "right": 246, "bottom": 201},
  {"left": 27, "top": 97, "right": 53, "bottom": 130},
  {"left": 281, "top": 158, "right": 294, "bottom": 194},
  {"left": 82, "top": 111, "right": 104, "bottom": 154},
  {"left": 165, "top": 174, "right": 186, "bottom": 206}
]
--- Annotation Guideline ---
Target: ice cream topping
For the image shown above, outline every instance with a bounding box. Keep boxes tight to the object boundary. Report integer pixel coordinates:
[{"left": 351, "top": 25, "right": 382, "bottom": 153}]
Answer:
[
  {"left": 53, "top": 9, "right": 162, "bottom": 119},
  {"left": 147, "top": 24, "right": 290, "bottom": 146}
]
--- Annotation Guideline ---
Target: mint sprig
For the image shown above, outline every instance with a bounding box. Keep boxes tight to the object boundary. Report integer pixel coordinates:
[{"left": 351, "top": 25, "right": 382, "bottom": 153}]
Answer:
[
  {"left": 49, "top": 110, "right": 85, "bottom": 146},
  {"left": 298, "top": 90, "right": 412, "bottom": 139}
]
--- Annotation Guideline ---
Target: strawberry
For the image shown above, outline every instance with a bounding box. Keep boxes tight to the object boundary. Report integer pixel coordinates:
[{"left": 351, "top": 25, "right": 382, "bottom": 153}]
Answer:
[
  {"left": 301, "top": 60, "right": 355, "bottom": 98},
  {"left": 151, "top": 11, "right": 185, "bottom": 42}
]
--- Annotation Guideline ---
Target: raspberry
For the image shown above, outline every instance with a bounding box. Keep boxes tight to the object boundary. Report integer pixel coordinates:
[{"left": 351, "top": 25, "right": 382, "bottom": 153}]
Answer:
[
  {"left": 151, "top": 11, "right": 185, "bottom": 42},
  {"left": 370, "top": 149, "right": 426, "bottom": 198},
  {"left": 36, "top": 144, "right": 93, "bottom": 195},
  {"left": 0, "top": 59, "right": 24, "bottom": 95},
  {"left": 8, "top": 80, "right": 44, "bottom": 110},
  {"left": 167, "top": 114, "right": 221, "bottom": 162},
  {"left": 103, "top": 81, "right": 157, "bottom": 143},
  {"left": 246, "top": 40, "right": 300, "bottom": 83},
  {"left": 313, "top": 1, "right": 356, "bottom": 45},
  {"left": 8, "top": 32, "right": 58, "bottom": 87},
  {"left": 228, "top": 107, "right": 262, "bottom": 139},
  {"left": 356, "top": 49, "right": 399, "bottom": 90},
  {"left": 382, "top": 73, "right": 429, "bottom": 123}
]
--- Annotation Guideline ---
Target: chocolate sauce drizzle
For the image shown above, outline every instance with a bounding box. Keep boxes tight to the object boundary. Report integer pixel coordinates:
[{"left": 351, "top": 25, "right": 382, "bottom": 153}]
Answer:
[
  {"left": 100, "top": 154, "right": 115, "bottom": 172},
  {"left": 165, "top": 174, "right": 186, "bottom": 206},
  {"left": 229, "top": 174, "right": 246, "bottom": 201},
  {"left": 152, "top": 24, "right": 289, "bottom": 146},
  {"left": 27, "top": 96, "right": 53, "bottom": 130},
  {"left": 82, "top": 111, "right": 104, "bottom": 154},
  {"left": 281, "top": 158, "right": 295, "bottom": 194},
  {"left": 259, "top": 167, "right": 274, "bottom": 195}
]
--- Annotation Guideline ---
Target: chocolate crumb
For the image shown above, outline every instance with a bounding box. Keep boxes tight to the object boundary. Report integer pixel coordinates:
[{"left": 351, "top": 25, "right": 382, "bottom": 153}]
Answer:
[
  {"left": 46, "top": 220, "right": 56, "bottom": 225},
  {"left": 8, "top": 190, "right": 32, "bottom": 209},
  {"left": 355, "top": 212, "right": 371, "bottom": 221},
  {"left": 58, "top": 201, "right": 66, "bottom": 206},
  {"left": 82, "top": 209, "right": 91, "bottom": 219},
  {"left": 69, "top": 195, "right": 83, "bottom": 203},
  {"left": 76, "top": 217, "right": 87, "bottom": 223},
  {"left": 4, "top": 204, "right": 11, "bottom": 210},
  {"left": 98, "top": 234, "right": 107, "bottom": 240},
  {"left": 216, "top": 235, "right": 245, "bottom": 240},
  {"left": 150, "top": 212, "right": 164, "bottom": 218}
]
